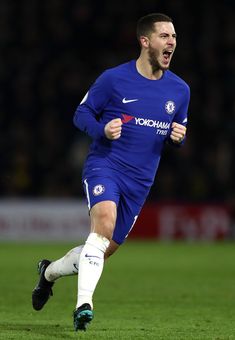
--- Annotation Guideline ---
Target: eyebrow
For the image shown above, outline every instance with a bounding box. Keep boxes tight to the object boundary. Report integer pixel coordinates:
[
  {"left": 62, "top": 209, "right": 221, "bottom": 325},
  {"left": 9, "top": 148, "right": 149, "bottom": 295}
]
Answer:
[{"left": 159, "top": 32, "right": 177, "bottom": 38}]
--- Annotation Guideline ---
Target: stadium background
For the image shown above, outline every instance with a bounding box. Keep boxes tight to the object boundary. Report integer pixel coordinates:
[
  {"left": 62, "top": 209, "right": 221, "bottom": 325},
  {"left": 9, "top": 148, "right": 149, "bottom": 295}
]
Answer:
[{"left": 1, "top": 0, "right": 235, "bottom": 241}]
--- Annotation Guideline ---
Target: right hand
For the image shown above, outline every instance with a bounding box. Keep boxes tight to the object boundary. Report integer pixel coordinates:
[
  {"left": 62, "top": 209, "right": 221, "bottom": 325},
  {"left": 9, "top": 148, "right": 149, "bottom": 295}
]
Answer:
[{"left": 104, "top": 118, "right": 123, "bottom": 140}]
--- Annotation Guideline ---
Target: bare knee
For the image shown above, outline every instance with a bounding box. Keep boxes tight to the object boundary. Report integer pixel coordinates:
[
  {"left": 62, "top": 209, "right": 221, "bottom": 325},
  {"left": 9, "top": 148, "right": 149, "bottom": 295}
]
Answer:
[
  {"left": 92, "top": 211, "right": 114, "bottom": 240},
  {"left": 90, "top": 201, "right": 117, "bottom": 240}
]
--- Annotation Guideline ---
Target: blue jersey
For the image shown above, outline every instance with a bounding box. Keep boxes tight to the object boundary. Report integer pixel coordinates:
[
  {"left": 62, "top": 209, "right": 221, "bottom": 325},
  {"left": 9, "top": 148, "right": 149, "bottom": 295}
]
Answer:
[{"left": 74, "top": 60, "right": 190, "bottom": 187}]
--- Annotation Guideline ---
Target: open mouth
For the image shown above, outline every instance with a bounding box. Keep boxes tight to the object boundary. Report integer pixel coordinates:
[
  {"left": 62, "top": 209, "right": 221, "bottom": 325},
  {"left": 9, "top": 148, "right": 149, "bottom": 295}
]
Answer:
[{"left": 162, "top": 50, "right": 173, "bottom": 62}]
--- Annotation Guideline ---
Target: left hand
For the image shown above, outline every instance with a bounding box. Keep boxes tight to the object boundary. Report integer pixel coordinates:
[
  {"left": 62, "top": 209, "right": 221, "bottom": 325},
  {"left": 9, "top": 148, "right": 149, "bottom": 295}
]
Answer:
[{"left": 170, "top": 122, "right": 187, "bottom": 143}]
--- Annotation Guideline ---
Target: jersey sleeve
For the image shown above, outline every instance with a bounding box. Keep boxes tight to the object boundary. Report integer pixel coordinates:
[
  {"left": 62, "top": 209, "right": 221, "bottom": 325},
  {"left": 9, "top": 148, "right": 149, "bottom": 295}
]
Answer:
[
  {"left": 167, "top": 84, "right": 190, "bottom": 147},
  {"left": 173, "top": 84, "right": 190, "bottom": 126},
  {"left": 73, "top": 70, "right": 112, "bottom": 140}
]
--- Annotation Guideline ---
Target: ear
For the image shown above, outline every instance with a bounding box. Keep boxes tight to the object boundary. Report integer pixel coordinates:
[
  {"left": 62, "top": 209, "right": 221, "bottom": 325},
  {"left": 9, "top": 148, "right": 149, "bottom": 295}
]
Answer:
[{"left": 139, "top": 35, "right": 149, "bottom": 49}]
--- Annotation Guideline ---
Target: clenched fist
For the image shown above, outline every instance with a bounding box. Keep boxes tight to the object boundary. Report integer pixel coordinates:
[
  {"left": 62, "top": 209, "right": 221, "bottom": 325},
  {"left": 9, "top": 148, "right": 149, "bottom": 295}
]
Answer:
[
  {"left": 104, "top": 118, "right": 123, "bottom": 140},
  {"left": 170, "top": 122, "right": 187, "bottom": 143}
]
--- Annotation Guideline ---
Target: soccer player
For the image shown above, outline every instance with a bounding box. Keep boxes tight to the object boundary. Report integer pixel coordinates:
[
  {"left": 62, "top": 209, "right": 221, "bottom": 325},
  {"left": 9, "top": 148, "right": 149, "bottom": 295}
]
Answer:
[{"left": 32, "top": 13, "right": 190, "bottom": 331}]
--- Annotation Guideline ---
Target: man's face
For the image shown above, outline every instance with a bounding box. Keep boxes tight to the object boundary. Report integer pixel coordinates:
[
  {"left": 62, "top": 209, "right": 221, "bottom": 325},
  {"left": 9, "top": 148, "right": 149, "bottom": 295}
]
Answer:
[{"left": 147, "top": 22, "right": 177, "bottom": 71}]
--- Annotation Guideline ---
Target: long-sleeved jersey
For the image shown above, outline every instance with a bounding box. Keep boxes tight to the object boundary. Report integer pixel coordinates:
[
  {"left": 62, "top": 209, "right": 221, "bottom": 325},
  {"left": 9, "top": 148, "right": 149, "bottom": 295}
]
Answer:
[{"left": 73, "top": 60, "right": 190, "bottom": 187}]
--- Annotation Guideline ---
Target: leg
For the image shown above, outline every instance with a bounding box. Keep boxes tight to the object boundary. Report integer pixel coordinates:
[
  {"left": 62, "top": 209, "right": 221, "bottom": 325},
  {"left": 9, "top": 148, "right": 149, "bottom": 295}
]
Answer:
[
  {"left": 74, "top": 200, "right": 117, "bottom": 331},
  {"left": 32, "top": 241, "right": 119, "bottom": 312},
  {"left": 76, "top": 201, "right": 116, "bottom": 309},
  {"left": 32, "top": 245, "right": 84, "bottom": 311},
  {"left": 44, "top": 245, "right": 83, "bottom": 282},
  {"left": 32, "top": 228, "right": 119, "bottom": 312},
  {"left": 42, "top": 239, "right": 119, "bottom": 283},
  {"left": 73, "top": 173, "right": 150, "bottom": 331}
]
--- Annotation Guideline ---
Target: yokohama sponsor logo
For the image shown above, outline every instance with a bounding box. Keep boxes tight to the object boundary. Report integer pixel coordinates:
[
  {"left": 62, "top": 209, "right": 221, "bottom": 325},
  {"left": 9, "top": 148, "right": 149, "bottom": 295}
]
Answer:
[{"left": 135, "top": 117, "right": 170, "bottom": 129}]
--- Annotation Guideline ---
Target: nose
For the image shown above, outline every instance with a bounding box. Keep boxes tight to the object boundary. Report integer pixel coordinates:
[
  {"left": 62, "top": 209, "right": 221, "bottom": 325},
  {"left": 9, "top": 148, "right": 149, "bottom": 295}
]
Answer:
[
  {"left": 167, "top": 36, "right": 175, "bottom": 45},
  {"left": 166, "top": 41, "right": 175, "bottom": 50}
]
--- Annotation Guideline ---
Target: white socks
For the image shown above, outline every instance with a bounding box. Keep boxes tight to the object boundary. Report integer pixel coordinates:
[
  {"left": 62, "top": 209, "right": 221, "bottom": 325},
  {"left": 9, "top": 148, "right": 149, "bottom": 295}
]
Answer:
[
  {"left": 76, "top": 232, "right": 110, "bottom": 309},
  {"left": 45, "top": 245, "right": 83, "bottom": 282},
  {"left": 43, "top": 233, "right": 110, "bottom": 311}
]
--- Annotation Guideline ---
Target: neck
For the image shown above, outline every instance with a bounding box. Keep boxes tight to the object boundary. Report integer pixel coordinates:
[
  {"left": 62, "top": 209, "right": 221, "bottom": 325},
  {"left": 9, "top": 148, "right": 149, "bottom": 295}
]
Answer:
[{"left": 136, "top": 56, "right": 163, "bottom": 80}]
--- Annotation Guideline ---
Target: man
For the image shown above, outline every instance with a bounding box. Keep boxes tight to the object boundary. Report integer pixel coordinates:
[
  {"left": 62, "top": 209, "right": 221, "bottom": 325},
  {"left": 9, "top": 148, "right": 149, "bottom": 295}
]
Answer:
[{"left": 32, "top": 13, "right": 190, "bottom": 332}]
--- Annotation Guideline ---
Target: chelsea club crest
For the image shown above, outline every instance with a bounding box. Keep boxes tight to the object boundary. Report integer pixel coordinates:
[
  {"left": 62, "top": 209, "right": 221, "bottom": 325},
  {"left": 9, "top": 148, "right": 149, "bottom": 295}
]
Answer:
[
  {"left": 93, "top": 184, "right": 105, "bottom": 196},
  {"left": 165, "top": 101, "right": 176, "bottom": 114}
]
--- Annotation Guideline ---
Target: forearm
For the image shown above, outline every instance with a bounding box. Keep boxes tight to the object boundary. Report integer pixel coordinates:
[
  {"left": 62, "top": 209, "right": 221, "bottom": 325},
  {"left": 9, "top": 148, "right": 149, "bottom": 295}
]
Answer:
[{"left": 73, "top": 105, "right": 105, "bottom": 140}]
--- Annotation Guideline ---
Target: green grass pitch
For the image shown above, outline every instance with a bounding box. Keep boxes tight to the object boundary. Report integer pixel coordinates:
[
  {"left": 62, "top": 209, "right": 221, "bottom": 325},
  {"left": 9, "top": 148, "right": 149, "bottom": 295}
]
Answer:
[{"left": 0, "top": 241, "right": 235, "bottom": 339}]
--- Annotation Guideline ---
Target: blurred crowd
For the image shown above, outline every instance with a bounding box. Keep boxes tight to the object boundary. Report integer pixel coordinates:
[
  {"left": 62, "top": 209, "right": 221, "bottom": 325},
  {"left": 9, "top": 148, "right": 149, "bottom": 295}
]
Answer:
[{"left": 1, "top": 0, "right": 235, "bottom": 203}]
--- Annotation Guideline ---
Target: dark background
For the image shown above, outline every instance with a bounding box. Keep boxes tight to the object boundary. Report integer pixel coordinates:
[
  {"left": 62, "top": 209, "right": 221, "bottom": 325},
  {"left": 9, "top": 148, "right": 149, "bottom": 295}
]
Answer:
[{"left": 1, "top": 0, "right": 234, "bottom": 203}]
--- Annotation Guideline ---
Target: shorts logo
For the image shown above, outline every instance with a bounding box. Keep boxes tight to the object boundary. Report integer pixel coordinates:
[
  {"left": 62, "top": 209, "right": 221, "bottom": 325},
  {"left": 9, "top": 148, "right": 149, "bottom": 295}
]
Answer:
[
  {"left": 93, "top": 184, "right": 105, "bottom": 196},
  {"left": 165, "top": 101, "right": 176, "bottom": 114}
]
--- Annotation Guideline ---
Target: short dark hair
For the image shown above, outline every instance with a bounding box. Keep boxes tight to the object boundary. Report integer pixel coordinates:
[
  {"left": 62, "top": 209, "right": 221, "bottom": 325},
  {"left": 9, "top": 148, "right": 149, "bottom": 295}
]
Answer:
[{"left": 136, "top": 13, "right": 173, "bottom": 40}]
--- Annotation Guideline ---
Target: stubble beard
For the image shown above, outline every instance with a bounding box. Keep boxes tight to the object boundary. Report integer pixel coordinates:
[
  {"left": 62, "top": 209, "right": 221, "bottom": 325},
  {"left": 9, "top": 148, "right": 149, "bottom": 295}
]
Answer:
[{"left": 148, "top": 46, "right": 169, "bottom": 74}]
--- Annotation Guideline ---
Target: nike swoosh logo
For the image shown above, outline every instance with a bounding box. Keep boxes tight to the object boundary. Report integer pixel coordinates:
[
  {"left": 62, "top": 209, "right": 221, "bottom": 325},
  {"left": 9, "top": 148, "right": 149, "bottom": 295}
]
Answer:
[
  {"left": 85, "top": 254, "right": 101, "bottom": 259},
  {"left": 122, "top": 98, "right": 139, "bottom": 104}
]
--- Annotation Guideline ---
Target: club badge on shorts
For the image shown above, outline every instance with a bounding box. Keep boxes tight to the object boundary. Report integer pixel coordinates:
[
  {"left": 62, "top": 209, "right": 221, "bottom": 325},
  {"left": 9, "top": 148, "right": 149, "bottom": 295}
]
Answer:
[{"left": 93, "top": 184, "right": 105, "bottom": 196}]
